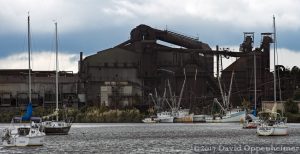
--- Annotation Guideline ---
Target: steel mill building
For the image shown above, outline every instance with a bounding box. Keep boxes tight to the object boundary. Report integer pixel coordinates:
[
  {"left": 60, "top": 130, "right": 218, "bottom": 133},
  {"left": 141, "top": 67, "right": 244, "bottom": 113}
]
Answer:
[{"left": 1, "top": 25, "right": 299, "bottom": 113}]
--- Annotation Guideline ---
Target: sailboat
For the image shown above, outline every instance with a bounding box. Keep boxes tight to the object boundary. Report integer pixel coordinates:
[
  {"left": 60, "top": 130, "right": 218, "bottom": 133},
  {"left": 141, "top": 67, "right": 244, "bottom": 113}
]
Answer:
[
  {"left": 243, "top": 50, "right": 260, "bottom": 129},
  {"left": 41, "top": 22, "right": 72, "bottom": 135},
  {"left": 256, "top": 16, "right": 288, "bottom": 136},
  {"left": 1, "top": 15, "right": 45, "bottom": 147}
]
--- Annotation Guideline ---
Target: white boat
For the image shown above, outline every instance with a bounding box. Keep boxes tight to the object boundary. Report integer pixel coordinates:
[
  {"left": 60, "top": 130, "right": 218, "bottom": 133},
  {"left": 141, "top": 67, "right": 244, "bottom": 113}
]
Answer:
[
  {"left": 2, "top": 122, "right": 45, "bottom": 147},
  {"left": 256, "top": 16, "right": 288, "bottom": 136},
  {"left": 193, "top": 115, "right": 206, "bottom": 123},
  {"left": 142, "top": 117, "right": 158, "bottom": 123},
  {"left": 256, "top": 111, "right": 288, "bottom": 136},
  {"left": 257, "top": 123, "right": 288, "bottom": 136},
  {"left": 41, "top": 22, "right": 72, "bottom": 135},
  {"left": 206, "top": 70, "right": 246, "bottom": 123},
  {"left": 157, "top": 111, "right": 174, "bottom": 123},
  {"left": 205, "top": 108, "right": 246, "bottom": 123},
  {"left": 1, "top": 15, "right": 45, "bottom": 147}
]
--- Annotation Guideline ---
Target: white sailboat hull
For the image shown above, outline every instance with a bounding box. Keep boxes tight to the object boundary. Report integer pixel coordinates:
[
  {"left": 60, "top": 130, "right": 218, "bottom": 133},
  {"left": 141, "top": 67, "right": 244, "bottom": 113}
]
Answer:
[
  {"left": 3, "top": 135, "right": 44, "bottom": 147},
  {"left": 2, "top": 126, "right": 45, "bottom": 147},
  {"left": 257, "top": 125, "right": 288, "bottom": 136}
]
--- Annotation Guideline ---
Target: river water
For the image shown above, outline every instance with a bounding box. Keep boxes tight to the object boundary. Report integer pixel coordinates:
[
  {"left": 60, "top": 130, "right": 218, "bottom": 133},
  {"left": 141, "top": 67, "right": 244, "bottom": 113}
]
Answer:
[{"left": 0, "top": 123, "right": 299, "bottom": 153}]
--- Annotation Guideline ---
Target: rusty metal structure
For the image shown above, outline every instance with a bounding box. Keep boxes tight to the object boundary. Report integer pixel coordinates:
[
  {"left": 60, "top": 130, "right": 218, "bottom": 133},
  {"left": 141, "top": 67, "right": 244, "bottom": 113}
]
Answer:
[
  {"left": 78, "top": 24, "right": 258, "bottom": 111},
  {"left": 79, "top": 23, "right": 300, "bottom": 113},
  {"left": 221, "top": 33, "right": 273, "bottom": 108},
  {"left": 79, "top": 25, "right": 215, "bottom": 108},
  {"left": 1, "top": 24, "right": 299, "bottom": 112}
]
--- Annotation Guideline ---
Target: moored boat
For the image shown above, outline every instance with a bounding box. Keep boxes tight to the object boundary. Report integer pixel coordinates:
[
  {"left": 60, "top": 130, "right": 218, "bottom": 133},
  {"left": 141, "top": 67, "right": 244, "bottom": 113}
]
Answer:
[
  {"left": 256, "top": 16, "right": 288, "bottom": 136},
  {"left": 2, "top": 122, "right": 45, "bottom": 147},
  {"left": 193, "top": 115, "right": 206, "bottom": 123},
  {"left": 142, "top": 116, "right": 158, "bottom": 123},
  {"left": 256, "top": 111, "right": 288, "bottom": 136},
  {"left": 173, "top": 109, "right": 193, "bottom": 123},
  {"left": 1, "top": 15, "right": 45, "bottom": 147},
  {"left": 242, "top": 114, "right": 260, "bottom": 129},
  {"left": 205, "top": 108, "right": 246, "bottom": 123},
  {"left": 41, "top": 22, "right": 72, "bottom": 135},
  {"left": 157, "top": 111, "right": 174, "bottom": 123},
  {"left": 41, "top": 121, "right": 71, "bottom": 135}
]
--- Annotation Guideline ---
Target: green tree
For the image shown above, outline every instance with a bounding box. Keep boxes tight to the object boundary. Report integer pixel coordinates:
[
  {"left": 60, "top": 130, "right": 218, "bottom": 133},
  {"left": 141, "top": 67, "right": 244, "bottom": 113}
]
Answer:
[
  {"left": 293, "top": 89, "right": 300, "bottom": 101},
  {"left": 284, "top": 99, "right": 299, "bottom": 114}
]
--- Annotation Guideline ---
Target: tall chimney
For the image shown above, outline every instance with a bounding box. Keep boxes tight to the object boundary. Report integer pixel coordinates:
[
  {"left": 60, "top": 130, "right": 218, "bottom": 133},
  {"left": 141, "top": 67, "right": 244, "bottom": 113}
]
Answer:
[
  {"left": 80, "top": 52, "right": 83, "bottom": 62},
  {"left": 79, "top": 52, "right": 83, "bottom": 73}
]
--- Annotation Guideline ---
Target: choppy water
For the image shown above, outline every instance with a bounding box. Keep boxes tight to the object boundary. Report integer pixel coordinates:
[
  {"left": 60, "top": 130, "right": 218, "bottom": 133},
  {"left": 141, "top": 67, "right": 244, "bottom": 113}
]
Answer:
[{"left": 0, "top": 123, "right": 299, "bottom": 153}]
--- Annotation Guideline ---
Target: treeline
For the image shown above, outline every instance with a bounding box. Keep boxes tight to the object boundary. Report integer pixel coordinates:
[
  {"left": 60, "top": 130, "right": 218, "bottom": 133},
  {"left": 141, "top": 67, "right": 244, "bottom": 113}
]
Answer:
[
  {"left": 284, "top": 99, "right": 300, "bottom": 123},
  {"left": 0, "top": 106, "right": 145, "bottom": 123}
]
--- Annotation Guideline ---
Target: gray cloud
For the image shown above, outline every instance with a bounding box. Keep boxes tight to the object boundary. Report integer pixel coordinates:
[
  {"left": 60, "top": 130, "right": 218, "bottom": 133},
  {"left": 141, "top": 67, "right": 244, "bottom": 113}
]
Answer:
[{"left": 1, "top": 0, "right": 300, "bottom": 68}]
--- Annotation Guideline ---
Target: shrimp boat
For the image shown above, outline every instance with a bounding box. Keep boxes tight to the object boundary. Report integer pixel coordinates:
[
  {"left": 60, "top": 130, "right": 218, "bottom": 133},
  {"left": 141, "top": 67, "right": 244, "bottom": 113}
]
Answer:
[
  {"left": 41, "top": 22, "right": 72, "bottom": 135},
  {"left": 156, "top": 111, "right": 174, "bottom": 123},
  {"left": 167, "top": 69, "right": 193, "bottom": 123},
  {"left": 256, "top": 16, "right": 288, "bottom": 136},
  {"left": 1, "top": 15, "right": 45, "bottom": 146},
  {"left": 205, "top": 105, "right": 246, "bottom": 123},
  {"left": 206, "top": 71, "right": 246, "bottom": 123},
  {"left": 173, "top": 109, "right": 193, "bottom": 123}
]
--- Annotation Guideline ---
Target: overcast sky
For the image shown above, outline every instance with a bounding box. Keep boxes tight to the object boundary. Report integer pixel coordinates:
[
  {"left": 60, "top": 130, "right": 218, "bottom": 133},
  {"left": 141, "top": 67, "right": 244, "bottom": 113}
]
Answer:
[{"left": 1, "top": 0, "right": 300, "bottom": 72}]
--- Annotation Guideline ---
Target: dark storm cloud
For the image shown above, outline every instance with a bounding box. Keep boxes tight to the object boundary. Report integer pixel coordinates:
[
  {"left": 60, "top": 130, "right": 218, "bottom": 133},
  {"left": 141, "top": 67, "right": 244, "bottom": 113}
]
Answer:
[{"left": 1, "top": 0, "right": 300, "bottom": 71}]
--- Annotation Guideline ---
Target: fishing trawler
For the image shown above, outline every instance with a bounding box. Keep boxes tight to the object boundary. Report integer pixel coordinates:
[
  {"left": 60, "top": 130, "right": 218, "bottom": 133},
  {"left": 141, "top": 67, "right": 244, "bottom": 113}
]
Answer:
[
  {"left": 205, "top": 71, "right": 246, "bottom": 123},
  {"left": 173, "top": 109, "right": 193, "bottom": 123},
  {"left": 145, "top": 68, "right": 192, "bottom": 123},
  {"left": 205, "top": 104, "right": 246, "bottom": 123},
  {"left": 156, "top": 111, "right": 174, "bottom": 123}
]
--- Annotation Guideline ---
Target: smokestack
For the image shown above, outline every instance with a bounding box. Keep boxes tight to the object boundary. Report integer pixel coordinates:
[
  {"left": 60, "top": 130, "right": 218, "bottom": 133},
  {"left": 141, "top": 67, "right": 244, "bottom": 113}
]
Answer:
[
  {"left": 79, "top": 52, "right": 83, "bottom": 73},
  {"left": 80, "top": 52, "right": 83, "bottom": 62}
]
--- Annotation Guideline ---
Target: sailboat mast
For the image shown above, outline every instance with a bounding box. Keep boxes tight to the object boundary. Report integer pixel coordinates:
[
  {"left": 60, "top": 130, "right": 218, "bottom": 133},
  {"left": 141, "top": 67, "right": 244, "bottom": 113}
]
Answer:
[
  {"left": 28, "top": 15, "right": 32, "bottom": 103},
  {"left": 254, "top": 51, "right": 257, "bottom": 114},
  {"left": 273, "top": 16, "right": 277, "bottom": 104},
  {"left": 55, "top": 22, "right": 59, "bottom": 121}
]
